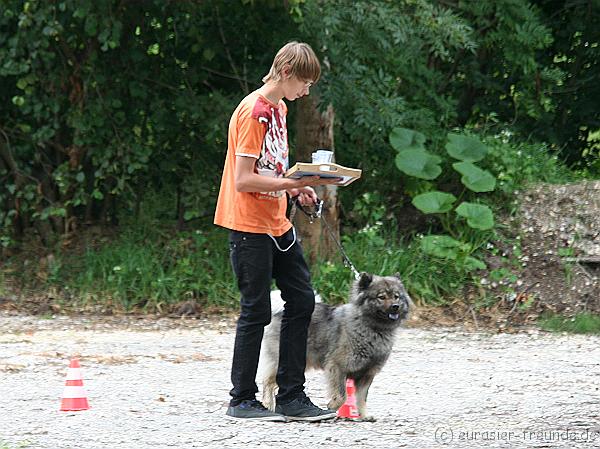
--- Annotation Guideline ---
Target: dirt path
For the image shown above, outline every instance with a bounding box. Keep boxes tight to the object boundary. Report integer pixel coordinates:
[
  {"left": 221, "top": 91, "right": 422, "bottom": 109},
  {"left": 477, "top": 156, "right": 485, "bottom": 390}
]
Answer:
[{"left": 1, "top": 312, "right": 599, "bottom": 449}]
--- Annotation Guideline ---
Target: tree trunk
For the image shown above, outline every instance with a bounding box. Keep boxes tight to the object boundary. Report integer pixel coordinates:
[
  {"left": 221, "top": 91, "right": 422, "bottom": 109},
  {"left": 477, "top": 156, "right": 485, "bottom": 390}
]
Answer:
[
  {"left": 0, "top": 134, "right": 26, "bottom": 238},
  {"left": 294, "top": 95, "right": 340, "bottom": 265},
  {"left": 176, "top": 184, "right": 185, "bottom": 231}
]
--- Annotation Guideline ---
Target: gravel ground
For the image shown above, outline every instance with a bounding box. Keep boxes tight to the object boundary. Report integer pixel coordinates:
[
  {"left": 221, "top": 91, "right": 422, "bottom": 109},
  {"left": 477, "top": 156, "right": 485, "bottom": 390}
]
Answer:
[{"left": 1, "top": 312, "right": 599, "bottom": 449}]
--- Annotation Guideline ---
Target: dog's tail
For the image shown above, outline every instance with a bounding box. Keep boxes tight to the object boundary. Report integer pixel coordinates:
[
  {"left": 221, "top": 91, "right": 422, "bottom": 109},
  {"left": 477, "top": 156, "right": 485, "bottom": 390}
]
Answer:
[{"left": 270, "top": 289, "right": 321, "bottom": 315}]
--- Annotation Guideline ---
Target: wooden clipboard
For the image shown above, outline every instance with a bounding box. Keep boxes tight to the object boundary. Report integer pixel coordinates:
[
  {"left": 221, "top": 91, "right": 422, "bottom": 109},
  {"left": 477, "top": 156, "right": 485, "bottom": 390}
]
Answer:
[{"left": 285, "top": 162, "right": 362, "bottom": 186}]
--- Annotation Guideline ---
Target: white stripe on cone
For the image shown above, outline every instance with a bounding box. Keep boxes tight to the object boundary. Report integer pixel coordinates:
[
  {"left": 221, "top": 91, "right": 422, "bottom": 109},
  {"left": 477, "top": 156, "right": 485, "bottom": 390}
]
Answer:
[
  {"left": 65, "top": 368, "right": 83, "bottom": 380},
  {"left": 62, "top": 386, "right": 87, "bottom": 399}
]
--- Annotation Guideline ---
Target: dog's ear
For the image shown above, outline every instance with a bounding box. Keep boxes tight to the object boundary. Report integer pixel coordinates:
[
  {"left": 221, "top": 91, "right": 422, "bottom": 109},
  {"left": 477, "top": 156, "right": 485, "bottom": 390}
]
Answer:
[
  {"left": 393, "top": 272, "right": 403, "bottom": 281},
  {"left": 358, "top": 272, "right": 373, "bottom": 290}
]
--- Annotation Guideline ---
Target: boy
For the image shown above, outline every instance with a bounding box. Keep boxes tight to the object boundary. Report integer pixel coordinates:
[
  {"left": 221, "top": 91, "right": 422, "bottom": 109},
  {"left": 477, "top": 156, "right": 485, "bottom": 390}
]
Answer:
[{"left": 214, "top": 42, "right": 339, "bottom": 421}]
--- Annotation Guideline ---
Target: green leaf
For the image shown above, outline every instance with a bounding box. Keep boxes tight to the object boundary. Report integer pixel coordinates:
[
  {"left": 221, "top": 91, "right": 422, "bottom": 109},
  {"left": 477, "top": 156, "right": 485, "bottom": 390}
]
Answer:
[
  {"left": 84, "top": 16, "right": 97, "bottom": 36},
  {"left": 12, "top": 95, "right": 25, "bottom": 106},
  {"left": 464, "top": 256, "right": 487, "bottom": 271},
  {"left": 203, "top": 48, "right": 215, "bottom": 61},
  {"left": 41, "top": 207, "right": 67, "bottom": 220},
  {"left": 452, "top": 162, "right": 496, "bottom": 192},
  {"left": 16, "top": 123, "right": 31, "bottom": 133},
  {"left": 455, "top": 202, "right": 495, "bottom": 230},
  {"left": 98, "top": 28, "right": 110, "bottom": 44},
  {"left": 76, "top": 172, "right": 85, "bottom": 182},
  {"left": 73, "top": 2, "right": 91, "bottom": 19},
  {"left": 421, "top": 235, "right": 463, "bottom": 260},
  {"left": 395, "top": 148, "right": 442, "bottom": 180},
  {"left": 389, "top": 127, "right": 425, "bottom": 151},
  {"left": 42, "top": 25, "right": 58, "bottom": 37},
  {"left": 54, "top": 207, "right": 67, "bottom": 217},
  {"left": 445, "top": 133, "right": 489, "bottom": 162},
  {"left": 148, "top": 43, "right": 160, "bottom": 55},
  {"left": 184, "top": 210, "right": 200, "bottom": 221},
  {"left": 412, "top": 191, "right": 456, "bottom": 214}
]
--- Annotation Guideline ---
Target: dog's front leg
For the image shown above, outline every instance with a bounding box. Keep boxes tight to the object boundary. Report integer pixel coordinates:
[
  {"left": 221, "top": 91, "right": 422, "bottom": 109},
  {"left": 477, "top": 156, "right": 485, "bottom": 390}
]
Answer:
[
  {"left": 325, "top": 365, "right": 347, "bottom": 411},
  {"left": 355, "top": 372, "right": 376, "bottom": 421}
]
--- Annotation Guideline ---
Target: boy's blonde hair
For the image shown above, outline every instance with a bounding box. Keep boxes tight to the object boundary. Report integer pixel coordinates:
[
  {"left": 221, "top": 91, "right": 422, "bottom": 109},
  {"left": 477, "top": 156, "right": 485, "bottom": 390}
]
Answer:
[{"left": 262, "top": 41, "right": 321, "bottom": 84}]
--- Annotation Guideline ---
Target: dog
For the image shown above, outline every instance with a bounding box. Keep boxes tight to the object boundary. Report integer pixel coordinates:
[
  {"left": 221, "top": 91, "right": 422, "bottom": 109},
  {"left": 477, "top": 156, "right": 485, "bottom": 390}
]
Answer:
[{"left": 260, "top": 272, "right": 411, "bottom": 420}]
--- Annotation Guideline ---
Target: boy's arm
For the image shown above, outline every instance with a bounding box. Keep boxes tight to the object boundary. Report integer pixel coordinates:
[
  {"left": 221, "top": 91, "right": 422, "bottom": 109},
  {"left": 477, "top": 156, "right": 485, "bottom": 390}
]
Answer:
[{"left": 234, "top": 156, "right": 338, "bottom": 193}]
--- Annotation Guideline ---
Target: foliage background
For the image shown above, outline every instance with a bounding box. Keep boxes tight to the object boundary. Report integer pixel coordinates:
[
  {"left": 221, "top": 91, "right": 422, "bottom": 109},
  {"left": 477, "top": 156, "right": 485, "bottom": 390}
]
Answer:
[{"left": 0, "top": 0, "right": 598, "bottom": 312}]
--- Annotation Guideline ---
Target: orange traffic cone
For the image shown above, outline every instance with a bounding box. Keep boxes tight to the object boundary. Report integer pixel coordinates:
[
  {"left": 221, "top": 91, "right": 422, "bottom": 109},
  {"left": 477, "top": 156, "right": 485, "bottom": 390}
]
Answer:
[
  {"left": 60, "top": 358, "right": 90, "bottom": 411},
  {"left": 337, "top": 378, "right": 360, "bottom": 419}
]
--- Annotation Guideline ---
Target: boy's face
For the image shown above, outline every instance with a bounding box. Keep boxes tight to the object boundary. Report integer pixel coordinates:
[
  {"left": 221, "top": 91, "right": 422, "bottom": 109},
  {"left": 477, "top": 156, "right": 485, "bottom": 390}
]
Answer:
[{"left": 283, "top": 76, "right": 313, "bottom": 101}]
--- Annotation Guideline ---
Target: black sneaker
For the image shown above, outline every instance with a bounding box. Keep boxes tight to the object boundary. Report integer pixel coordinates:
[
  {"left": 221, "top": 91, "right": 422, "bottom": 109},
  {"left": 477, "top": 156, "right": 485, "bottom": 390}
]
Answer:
[
  {"left": 275, "top": 396, "right": 337, "bottom": 422},
  {"left": 226, "top": 399, "right": 287, "bottom": 422}
]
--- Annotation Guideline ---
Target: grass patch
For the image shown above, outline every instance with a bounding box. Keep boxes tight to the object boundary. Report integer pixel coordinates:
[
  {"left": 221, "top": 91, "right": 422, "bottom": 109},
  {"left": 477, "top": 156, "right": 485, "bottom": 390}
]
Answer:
[
  {"left": 0, "top": 270, "right": 7, "bottom": 297},
  {"left": 3, "top": 218, "right": 476, "bottom": 312},
  {"left": 35, "top": 225, "right": 239, "bottom": 313},
  {"left": 539, "top": 312, "right": 600, "bottom": 334}
]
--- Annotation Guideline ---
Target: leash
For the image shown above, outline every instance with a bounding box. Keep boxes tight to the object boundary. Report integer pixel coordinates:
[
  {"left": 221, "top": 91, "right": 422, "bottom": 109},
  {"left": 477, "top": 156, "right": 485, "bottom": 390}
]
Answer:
[{"left": 291, "top": 197, "right": 361, "bottom": 280}]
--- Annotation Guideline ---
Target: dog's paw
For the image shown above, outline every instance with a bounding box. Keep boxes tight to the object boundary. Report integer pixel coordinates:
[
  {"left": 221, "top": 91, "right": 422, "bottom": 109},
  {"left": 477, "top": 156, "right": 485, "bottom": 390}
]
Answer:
[{"left": 261, "top": 393, "right": 276, "bottom": 411}]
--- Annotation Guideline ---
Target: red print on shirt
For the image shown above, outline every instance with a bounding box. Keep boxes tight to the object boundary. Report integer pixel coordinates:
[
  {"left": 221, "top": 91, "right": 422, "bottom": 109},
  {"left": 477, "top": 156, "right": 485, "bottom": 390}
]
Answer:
[{"left": 252, "top": 97, "right": 288, "bottom": 177}]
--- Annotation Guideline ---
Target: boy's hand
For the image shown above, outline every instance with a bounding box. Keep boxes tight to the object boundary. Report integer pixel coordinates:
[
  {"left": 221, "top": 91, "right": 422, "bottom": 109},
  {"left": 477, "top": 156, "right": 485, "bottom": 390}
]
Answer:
[
  {"left": 287, "top": 179, "right": 339, "bottom": 205},
  {"left": 296, "top": 187, "right": 317, "bottom": 205},
  {"left": 287, "top": 186, "right": 317, "bottom": 205}
]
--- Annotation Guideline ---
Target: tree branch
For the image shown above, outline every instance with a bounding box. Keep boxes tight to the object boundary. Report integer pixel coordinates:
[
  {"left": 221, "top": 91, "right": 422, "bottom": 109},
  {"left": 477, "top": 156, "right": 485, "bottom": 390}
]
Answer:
[{"left": 215, "top": 5, "right": 247, "bottom": 93}]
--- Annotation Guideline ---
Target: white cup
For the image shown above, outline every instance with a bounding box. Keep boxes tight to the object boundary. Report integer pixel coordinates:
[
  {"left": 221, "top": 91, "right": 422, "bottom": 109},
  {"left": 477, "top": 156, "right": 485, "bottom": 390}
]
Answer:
[{"left": 312, "top": 150, "right": 334, "bottom": 163}]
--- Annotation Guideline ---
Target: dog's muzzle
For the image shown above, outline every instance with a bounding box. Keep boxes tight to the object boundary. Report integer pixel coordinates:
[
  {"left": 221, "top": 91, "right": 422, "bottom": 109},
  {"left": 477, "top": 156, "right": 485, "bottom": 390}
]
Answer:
[
  {"left": 388, "top": 304, "right": 401, "bottom": 321},
  {"left": 388, "top": 302, "right": 409, "bottom": 321}
]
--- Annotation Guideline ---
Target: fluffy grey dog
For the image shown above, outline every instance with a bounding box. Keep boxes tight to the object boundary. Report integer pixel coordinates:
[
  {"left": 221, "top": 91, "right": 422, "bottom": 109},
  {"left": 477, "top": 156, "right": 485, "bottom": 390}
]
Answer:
[{"left": 260, "top": 272, "right": 411, "bottom": 420}]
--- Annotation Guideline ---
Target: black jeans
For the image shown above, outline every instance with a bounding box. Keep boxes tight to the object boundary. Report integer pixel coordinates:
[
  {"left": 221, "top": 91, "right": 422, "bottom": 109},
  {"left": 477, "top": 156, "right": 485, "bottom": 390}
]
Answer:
[{"left": 228, "top": 227, "right": 315, "bottom": 406}]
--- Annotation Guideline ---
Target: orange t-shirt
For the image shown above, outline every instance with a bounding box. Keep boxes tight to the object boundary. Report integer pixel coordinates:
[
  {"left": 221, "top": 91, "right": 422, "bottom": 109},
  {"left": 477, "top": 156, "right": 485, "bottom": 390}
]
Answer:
[{"left": 214, "top": 90, "right": 292, "bottom": 236}]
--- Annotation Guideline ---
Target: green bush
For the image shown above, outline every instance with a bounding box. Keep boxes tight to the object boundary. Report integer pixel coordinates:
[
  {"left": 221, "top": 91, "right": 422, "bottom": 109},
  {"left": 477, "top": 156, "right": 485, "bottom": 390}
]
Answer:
[
  {"left": 482, "top": 131, "right": 579, "bottom": 199},
  {"left": 312, "top": 223, "right": 473, "bottom": 305},
  {"left": 391, "top": 127, "right": 495, "bottom": 273}
]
